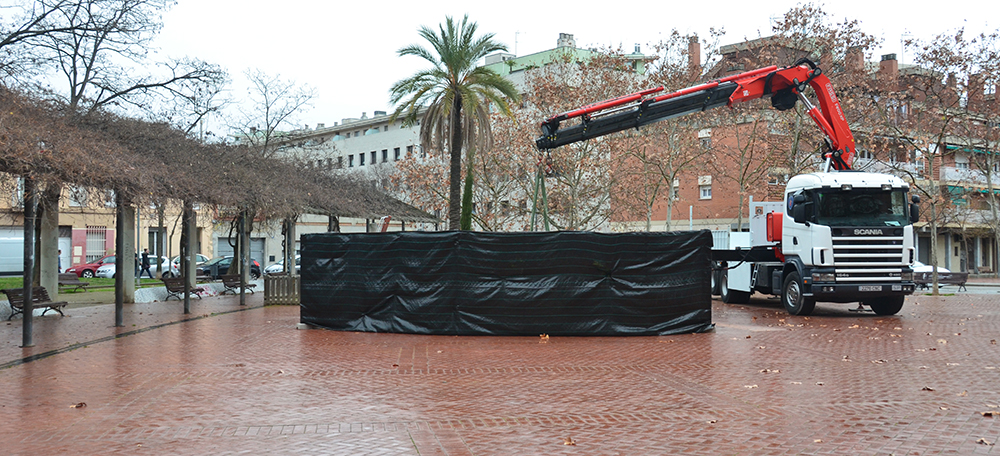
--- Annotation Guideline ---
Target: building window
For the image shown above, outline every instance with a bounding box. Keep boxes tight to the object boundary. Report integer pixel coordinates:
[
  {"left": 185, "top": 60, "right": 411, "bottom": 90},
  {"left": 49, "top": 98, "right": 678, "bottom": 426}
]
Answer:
[
  {"left": 406, "top": 145, "right": 414, "bottom": 158},
  {"left": 382, "top": 149, "right": 388, "bottom": 163},
  {"left": 383, "top": 125, "right": 389, "bottom": 132},
  {"left": 68, "top": 185, "right": 87, "bottom": 207},
  {"left": 859, "top": 149, "right": 874, "bottom": 160},
  {"left": 85, "top": 226, "right": 107, "bottom": 262},
  {"left": 956, "top": 161, "right": 969, "bottom": 169},
  {"left": 370, "top": 151, "right": 377, "bottom": 164},
  {"left": 394, "top": 147, "right": 401, "bottom": 161},
  {"left": 672, "top": 179, "right": 680, "bottom": 200},
  {"left": 349, "top": 155, "right": 354, "bottom": 167},
  {"left": 698, "top": 128, "right": 712, "bottom": 149},
  {"left": 360, "top": 153, "right": 365, "bottom": 166},
  {"left": 338, "top": 156, "right": 344, "bottom": 168},
  {"left": 698, "top": 175, "right": 712, "bottom": 199},
  {"left": 317, "top": 159, "right": 323, "bottom": 168}
]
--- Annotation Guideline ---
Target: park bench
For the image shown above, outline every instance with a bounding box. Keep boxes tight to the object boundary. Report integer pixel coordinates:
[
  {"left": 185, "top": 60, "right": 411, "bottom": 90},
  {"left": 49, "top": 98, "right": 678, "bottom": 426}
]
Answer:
[
  {"left": 2, "top": 286, "right": 68, "bottom": 320},
  {"left": 220, "top": 274, "right": 256, "bottom": 295},
  {"left": 162, "top": 277, "right": 206, "bottom": 301},
  {"left": 915, "top": 271, "right": 969, "bottom": 292},
  {"left": 58, "top": 272, "right": 90, "bottom": 292}
]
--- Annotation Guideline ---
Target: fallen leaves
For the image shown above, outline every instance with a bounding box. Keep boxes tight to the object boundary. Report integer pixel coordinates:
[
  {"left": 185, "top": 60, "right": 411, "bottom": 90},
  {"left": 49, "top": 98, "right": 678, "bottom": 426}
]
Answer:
[
  {"left": 958, "top": 391, "right": 968, "bottom": 397},
  {"left": 744, "top": 384, "right": 759, "bottom": 388},
  {"left": 706, "top": 419, "right": 718, "bottom": 424},
  {"left": 921, "top": 386, "right": 936, "bottom": 392},
  {"left": 977, "top": 437, "right": 993, "bottom": 446},
  {"left": 563, "top": 436, "right": 576, "bottom": 446},
  {"left": 759, "top": 368, "right": 779, "bottom": 374},
  {"left": 539, "top": 334, "right": 549, "bottom": 344},
  {"left": 70, "top": 402, "right": 86, "bottom": 409},
  {"left": 980, "top": 411, "right": 998, "bottom": 417},
  {"left": 871, "top": 359, "right": 888, "bottom": 364}
]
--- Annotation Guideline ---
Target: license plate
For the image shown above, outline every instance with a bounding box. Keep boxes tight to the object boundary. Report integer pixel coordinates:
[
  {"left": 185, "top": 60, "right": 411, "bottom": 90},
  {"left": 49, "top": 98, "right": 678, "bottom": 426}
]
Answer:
[{"left": 859, "top": 285, "right": 882, "bottom": 292}]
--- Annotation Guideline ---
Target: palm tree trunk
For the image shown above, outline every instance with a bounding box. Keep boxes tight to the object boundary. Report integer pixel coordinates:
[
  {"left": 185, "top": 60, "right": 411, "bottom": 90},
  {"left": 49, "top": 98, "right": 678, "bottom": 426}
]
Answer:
[
  {"left": 460, "top": 145, "right": 475, "bottom": 230},
  {"left": 449, "top": 94, "right": 464, "bottom": 230}
]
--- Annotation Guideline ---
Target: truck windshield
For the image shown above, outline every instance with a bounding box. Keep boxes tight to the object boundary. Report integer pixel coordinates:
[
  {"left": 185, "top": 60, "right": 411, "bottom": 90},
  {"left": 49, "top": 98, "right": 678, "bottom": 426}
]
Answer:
[{"left": 814, "top": 189, "right": 909, "bottom": 227}]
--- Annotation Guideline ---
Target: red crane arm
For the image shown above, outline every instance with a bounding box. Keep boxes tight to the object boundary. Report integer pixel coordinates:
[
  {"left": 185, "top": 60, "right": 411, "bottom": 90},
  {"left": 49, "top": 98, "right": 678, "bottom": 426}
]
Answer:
[
  {"left": 725, "top": 61, "right": 855, "bottom": 169},
  {"left": 536, "top": 59, "right": 856, "bottom": 170}
]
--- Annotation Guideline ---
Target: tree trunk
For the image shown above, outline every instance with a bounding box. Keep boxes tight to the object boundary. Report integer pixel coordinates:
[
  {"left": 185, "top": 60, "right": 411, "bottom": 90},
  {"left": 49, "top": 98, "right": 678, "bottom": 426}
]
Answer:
[
  {"left": 448, "top": 93, "right": 464, "bottom": 230},
  {"left": 20, "top": 176, "right": 37, "bottom": 347},
  {"left": 460, "top": 145, "right": 475, "bottom": 230}
]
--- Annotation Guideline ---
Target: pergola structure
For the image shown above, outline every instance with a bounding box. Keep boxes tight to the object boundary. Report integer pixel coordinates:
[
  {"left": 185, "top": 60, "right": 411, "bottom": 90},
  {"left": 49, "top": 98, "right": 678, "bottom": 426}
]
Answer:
[{"left": 0, "top": 87, "right": 436, "bottom": 347}]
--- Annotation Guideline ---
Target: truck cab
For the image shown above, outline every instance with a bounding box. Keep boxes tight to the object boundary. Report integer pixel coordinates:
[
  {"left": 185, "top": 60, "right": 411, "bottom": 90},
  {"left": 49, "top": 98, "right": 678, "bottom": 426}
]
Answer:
[{"left": 780, "top": 171, "right": 917, "bottom": 314}]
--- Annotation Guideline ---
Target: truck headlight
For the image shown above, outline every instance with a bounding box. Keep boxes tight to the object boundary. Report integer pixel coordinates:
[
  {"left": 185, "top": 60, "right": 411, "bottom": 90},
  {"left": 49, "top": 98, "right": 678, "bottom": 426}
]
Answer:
[
  {"left": 812, "top": 272, "right": 836, "bottom": 282},
  {"left": 900, "top": 272, "right": 913, "bottom": 281}
]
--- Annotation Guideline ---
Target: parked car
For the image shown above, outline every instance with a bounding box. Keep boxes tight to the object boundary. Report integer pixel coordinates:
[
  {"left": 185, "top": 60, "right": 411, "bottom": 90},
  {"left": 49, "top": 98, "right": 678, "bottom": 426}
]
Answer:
[
  {"left": 912, "top": 261, "right": 951, "bottom": 273},
  {"left": 264, "top": 255, "right": 301, "bottom": 275},
  {"left": 163, "top": 254, "right": 210, "bottom": 278},
  {"left": 196, "top": 256, "right": 261, "bottom": 280},
  {"left": 95, "top": 256, "right": 173, "bottom": 278},
  {"left": 65, "top": 254, "right": 116, "bottom": 278}
]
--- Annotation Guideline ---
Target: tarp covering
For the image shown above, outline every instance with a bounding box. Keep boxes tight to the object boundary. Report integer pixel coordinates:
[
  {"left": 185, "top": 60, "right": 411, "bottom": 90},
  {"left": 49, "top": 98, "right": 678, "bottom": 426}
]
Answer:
[{"left": 300, "top": 230, "right": 714, "bottom": 336}]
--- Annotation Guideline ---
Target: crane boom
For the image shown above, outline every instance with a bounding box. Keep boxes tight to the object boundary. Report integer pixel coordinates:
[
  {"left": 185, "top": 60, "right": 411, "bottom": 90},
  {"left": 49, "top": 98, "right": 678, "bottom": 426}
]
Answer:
[{"left": 536, "top": 58, "right": 856, "bottom": 170}]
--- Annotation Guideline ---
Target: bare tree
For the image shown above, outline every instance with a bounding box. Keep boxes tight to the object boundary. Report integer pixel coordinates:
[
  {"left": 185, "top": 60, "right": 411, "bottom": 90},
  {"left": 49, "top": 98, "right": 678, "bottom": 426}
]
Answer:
[
  {"left": 24, "top": 0, "right": 225, "bottom": 116},
  {"left": 0, "top": 0, "right": 84, "bottom": 83},
  {"left": 230, "top": 69, "right": 316, "bottom": 158}
]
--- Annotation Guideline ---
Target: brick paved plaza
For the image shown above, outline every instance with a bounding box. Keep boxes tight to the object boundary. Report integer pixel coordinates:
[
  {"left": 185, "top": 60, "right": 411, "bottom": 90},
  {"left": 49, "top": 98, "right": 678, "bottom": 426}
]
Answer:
[{"left": 1, "top": 292, "right": 998, "bottom": 455}]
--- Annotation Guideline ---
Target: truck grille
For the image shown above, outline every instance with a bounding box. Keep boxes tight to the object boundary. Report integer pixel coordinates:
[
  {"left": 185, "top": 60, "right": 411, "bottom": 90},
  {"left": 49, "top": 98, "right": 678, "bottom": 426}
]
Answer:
[{"left": 831, "top": 233, "right": 906, "bottom": 282}]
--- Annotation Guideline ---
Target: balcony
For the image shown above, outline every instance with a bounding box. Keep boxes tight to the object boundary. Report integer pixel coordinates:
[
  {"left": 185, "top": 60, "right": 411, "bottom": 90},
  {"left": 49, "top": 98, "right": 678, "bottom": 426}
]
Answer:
[
  {"left": 853, "top": 158, "right": 924, "bottom": 177},
  {"left": 940, "top": 166, "right": 1000, "bottom": 187}
]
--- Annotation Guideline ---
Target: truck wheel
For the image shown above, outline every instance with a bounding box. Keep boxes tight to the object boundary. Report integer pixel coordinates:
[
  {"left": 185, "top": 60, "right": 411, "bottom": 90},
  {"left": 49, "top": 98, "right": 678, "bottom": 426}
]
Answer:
[
  {"left": 782, "top": 271, "right": 815, "bottom": 316},
  {"left": 866, "top": 297, "right": 905, "bottom": 316},
  {"left": 720, "top": 269, "right": 751, "bottom": 304}
]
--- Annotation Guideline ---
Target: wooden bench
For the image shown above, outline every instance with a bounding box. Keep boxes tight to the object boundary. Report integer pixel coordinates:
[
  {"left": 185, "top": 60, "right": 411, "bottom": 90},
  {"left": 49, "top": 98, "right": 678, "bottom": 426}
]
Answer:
[
  {"left": 2, "top": 286, "right": 68, "bottom": 320},
  {"left": 58, "top": 273, "right": 90, "bottom": 292},
  {"left": 220, "top": 274, "right": 256, "bottom": 295},
  {"left": 915, "top": 271, "right": 969, "bottom": 291},
  {"left": 162, "top": 277, "right": 206, "bottom": 301}
]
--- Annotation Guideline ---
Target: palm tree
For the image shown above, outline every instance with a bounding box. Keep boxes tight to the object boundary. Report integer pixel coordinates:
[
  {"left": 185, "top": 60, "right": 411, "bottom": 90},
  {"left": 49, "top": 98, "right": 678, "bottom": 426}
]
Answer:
[{"left": 390, "top": 15, "right": 520, "bottom": 230}]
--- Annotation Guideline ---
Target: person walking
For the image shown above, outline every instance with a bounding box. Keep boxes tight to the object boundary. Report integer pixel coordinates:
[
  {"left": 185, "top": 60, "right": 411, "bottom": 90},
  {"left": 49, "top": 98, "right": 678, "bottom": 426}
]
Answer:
[{"left": 139, "top": 248, "right": 154, "bottom": 279}]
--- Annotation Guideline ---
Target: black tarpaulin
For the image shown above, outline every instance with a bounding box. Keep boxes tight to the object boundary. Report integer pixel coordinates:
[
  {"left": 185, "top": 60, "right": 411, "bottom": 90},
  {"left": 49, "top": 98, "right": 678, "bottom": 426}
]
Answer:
[{"left": 299, "top": 230, "right": 713, "bottom": 336}]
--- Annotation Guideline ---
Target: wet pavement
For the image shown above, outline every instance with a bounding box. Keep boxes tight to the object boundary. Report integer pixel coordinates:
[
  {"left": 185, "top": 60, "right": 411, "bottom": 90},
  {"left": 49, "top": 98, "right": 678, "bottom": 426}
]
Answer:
[{"left": 1, "top": 290, "right": 999, "bottom": 455}]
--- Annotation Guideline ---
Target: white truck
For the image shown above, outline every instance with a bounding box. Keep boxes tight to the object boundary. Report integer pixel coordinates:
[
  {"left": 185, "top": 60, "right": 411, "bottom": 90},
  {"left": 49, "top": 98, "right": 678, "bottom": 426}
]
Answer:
[{"left": 537, "top": 58, "right": 918, "bottom": 315}]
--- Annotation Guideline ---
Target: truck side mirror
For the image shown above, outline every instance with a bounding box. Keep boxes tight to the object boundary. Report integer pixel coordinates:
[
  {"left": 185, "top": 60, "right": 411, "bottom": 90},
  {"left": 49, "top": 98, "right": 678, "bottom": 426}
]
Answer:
[{"left": 910, "top": 203, "right": 920, "bottom": 223}]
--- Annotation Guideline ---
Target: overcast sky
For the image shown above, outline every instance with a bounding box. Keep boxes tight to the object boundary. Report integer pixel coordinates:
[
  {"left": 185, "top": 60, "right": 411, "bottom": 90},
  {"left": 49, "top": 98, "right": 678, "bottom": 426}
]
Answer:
[{"left": 154, "top": 0, "right": 997, "bottom": 132}]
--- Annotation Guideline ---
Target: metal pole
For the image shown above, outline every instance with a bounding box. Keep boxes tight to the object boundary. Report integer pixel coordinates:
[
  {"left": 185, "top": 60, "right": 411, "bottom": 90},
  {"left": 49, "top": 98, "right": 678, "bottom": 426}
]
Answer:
[
  {"left": 239, "top": 210, "right": 248, "bottom": 306},
  {"left": 21, "top": 176, "right": 37, "bottom": 347},
  {"left": 136, "top": 205, "right": 140, "bottom": 287},
  {"left": 689, "top": 205, "right": 693, "bottom": 231},
  {"left": 181, "top": 201, "right": 192, "bottom": 314}
]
